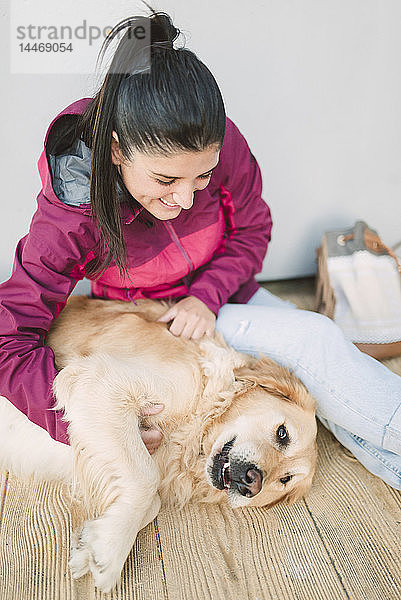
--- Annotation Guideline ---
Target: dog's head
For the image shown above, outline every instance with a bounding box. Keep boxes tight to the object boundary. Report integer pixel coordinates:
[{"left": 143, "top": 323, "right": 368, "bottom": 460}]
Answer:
[{"left": 204, "top": 356, "right": 317, "bottom": 508}]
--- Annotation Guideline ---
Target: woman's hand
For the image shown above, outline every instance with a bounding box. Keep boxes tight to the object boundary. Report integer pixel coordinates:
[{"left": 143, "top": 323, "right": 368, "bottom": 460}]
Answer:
[
  {"left": 140, "top": 403, "right": 164, "bottom": 455},
  {"left": 157, "top": 296, "right": 216, "bottom": 340}
]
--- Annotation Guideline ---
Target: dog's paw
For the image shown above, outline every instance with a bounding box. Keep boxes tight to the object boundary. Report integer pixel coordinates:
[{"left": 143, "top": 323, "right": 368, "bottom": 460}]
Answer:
[
  {"left": 69, "top": 519, "right": 125, "bottom": 593},
  {"left": 69, "top": 529, "right": 91, "bottom": 580}
]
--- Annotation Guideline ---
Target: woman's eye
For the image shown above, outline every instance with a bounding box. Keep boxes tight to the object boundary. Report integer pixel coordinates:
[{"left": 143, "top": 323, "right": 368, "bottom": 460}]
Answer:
[
  {"left": 156, "top": 179, "right": 176, "bottom": 186},
  {"left": 156, "top": 173, "right": 212, "bottom": 186}
]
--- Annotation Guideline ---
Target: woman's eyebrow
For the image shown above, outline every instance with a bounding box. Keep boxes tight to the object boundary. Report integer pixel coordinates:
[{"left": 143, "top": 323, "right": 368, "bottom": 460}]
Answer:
[{"left": 150, "top": 163, "right": 219, "bottom": 179}]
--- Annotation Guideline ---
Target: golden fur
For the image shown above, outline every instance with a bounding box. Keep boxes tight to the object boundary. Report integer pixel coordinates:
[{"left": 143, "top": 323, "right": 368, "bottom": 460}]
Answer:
[{"left": 0, "top": 296, "right": 317, "bottom": 593}]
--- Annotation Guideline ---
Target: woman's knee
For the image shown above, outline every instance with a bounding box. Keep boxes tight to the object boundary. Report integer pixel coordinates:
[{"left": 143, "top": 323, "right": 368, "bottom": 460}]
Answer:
[
  {"left": 217, "top": 305, "right": 345, "bottom": 361},
  {"left": 299, "top": 311, "right": 342, "bottom": 339},
  {"left": 266, "top": 308, "right": 345, "bottom": 349}
]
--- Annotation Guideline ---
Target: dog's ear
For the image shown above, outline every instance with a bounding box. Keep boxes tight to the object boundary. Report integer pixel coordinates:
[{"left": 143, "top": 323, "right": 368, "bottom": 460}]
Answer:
[{"left": 234, "top": 355, "right": 315, "bottom": 412}]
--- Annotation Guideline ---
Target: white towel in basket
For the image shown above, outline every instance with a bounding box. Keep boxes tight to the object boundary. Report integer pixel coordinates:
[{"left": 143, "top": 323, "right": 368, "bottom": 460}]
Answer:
[{"left": 328, "top": 251, "right": 401, "bottom": 344}]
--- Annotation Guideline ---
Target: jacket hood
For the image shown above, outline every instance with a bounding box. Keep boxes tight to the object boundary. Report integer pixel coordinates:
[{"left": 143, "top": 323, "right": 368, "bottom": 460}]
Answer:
[
  {"left": 38, "top": 98, "right": 93, "bottom": 215},
  {"left": 38, "top": 97, "right": 147, "bottom": 224}
]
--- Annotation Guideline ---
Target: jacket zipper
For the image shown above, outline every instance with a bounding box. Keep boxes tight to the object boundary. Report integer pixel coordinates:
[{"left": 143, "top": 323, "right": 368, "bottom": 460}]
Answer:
[{"left": 164, "top": 222, "right": 194, "bottom": 272}]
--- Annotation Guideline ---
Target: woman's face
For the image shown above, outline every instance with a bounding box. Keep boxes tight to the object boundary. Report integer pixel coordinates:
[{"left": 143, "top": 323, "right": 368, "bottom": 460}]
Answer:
[{"left": 111, "top": 134, "right": 221, "bottom": 220}]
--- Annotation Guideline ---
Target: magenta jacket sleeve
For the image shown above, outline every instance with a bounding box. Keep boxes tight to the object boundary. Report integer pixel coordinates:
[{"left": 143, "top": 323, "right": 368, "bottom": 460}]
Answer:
[
  {"left": 187, "top": 119, "right": 272, "bottom": 314},
  {"left": 0, "top": 202, "right": 98, "bottom": 445}
]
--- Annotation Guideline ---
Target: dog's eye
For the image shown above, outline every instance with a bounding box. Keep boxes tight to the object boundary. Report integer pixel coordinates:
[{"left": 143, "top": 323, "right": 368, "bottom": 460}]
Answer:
[
  {"left": 280, "top": 475, "right": 293, "bottom": 485},
  {"left": 276, "top": 424, "right": 289, "bottom": 445}
]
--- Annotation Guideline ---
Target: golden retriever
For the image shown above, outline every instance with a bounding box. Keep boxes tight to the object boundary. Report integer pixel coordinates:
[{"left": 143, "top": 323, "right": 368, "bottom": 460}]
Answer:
[{"left": 0, "top": 296, "right": 317, "bottom": 593}]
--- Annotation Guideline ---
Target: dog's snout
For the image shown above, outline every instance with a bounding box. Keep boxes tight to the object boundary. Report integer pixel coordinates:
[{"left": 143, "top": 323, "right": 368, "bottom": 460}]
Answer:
[{"left": 232, "top": 465, "right": 263, "bottom": 497}]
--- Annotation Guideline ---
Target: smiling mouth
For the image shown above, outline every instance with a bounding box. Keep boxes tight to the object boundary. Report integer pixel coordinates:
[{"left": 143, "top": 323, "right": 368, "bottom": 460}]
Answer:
[
  {"left": 159, "top": 198, "right": 180, "bottom": 208},
  {"left": 220, "top": 461, "right": 231, "bottom": 491},
  {"left": 211, "top": 438, "right": 236, "bottom": 491}
]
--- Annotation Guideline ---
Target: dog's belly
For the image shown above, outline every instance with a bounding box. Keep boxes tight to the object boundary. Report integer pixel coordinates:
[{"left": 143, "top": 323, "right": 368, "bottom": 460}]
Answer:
[
  {"left": 113, "top": 353, "right": 203, "bottom": 420},
  {"left": 46, "top": 297, "right": 211, "bottom": 421}
]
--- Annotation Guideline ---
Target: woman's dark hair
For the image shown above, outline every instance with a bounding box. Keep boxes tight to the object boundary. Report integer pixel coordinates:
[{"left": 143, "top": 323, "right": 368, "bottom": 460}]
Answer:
[{"left": 79, "top": 3, "right": 226, "bottom": 278}]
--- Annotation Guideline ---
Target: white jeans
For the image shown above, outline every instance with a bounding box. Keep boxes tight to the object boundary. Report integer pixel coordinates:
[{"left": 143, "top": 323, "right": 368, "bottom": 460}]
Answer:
[{"left": 215, "top": 287, "right": 401, "bottom": 490}]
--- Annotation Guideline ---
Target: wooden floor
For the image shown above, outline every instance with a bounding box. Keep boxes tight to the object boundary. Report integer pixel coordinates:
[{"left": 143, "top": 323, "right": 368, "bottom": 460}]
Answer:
[{"left": 1, "top": 278, "right": 400, "bottom": 600}]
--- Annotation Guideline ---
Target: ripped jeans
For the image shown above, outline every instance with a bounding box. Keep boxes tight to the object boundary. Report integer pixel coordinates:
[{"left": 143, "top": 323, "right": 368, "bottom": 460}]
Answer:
[{"left": 215, "top": 287, "right": 401, "bottom": 490}]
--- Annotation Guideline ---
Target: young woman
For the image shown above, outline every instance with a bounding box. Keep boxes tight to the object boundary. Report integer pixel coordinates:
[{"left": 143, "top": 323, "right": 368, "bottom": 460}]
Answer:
[{"left": 0, "top": 9, "right": 400, "bottom": 489}]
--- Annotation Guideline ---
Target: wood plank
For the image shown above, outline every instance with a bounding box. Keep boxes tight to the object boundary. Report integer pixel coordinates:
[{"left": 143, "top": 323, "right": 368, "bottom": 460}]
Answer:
[
  {"left": 304, "top": 425, "right": 401, "bottom": 600},
  {"left": 0, "top": 474, "right": 167, "bottom": 600},
  {"left": 0, "top": 474, "right": 74, "bottom": 600}
]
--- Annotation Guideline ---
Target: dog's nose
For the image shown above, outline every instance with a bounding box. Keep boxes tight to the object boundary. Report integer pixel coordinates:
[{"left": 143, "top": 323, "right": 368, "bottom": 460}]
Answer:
[{"left": 232, "top": 466, "right": 263, "bottom": 497}]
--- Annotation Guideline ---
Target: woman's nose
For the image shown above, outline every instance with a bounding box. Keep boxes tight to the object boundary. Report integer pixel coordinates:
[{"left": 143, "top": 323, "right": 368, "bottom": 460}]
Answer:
[{"left": 172, "top": 190, "right": 194, "bottom": 210}]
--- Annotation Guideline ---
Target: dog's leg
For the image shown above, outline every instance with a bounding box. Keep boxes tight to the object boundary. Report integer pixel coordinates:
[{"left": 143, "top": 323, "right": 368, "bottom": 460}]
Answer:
[
  {"left": 0, "top": 395, "right": 72, "bottom": 482},
  {"left": 69, "top": 489, "right": 161, "bottom": 591},
  {"left": 53, "top": 356, "right": 162, "bottom": 593}
]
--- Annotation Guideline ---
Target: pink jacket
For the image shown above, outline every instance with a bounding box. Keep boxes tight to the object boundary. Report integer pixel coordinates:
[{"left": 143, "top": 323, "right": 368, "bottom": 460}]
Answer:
[{"left": 0, "top": 98, "right": 272, "bottom": 444}]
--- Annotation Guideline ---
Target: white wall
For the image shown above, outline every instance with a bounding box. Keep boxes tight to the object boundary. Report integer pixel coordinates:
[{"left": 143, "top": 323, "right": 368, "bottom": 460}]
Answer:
[{"left": 1, "top": 0, "right": 400, "bottom": 288}]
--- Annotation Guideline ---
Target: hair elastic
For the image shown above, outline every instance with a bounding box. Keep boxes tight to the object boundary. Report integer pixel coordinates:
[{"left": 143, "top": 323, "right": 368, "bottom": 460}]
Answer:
[{"left": 152, "top": 40, "right": 174, "bottom": 49}]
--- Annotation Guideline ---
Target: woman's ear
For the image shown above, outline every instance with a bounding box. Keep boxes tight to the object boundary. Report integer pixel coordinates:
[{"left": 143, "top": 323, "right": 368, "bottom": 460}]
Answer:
[{"left": 111, "top": 131, "right": 122, "bottom": 166}]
